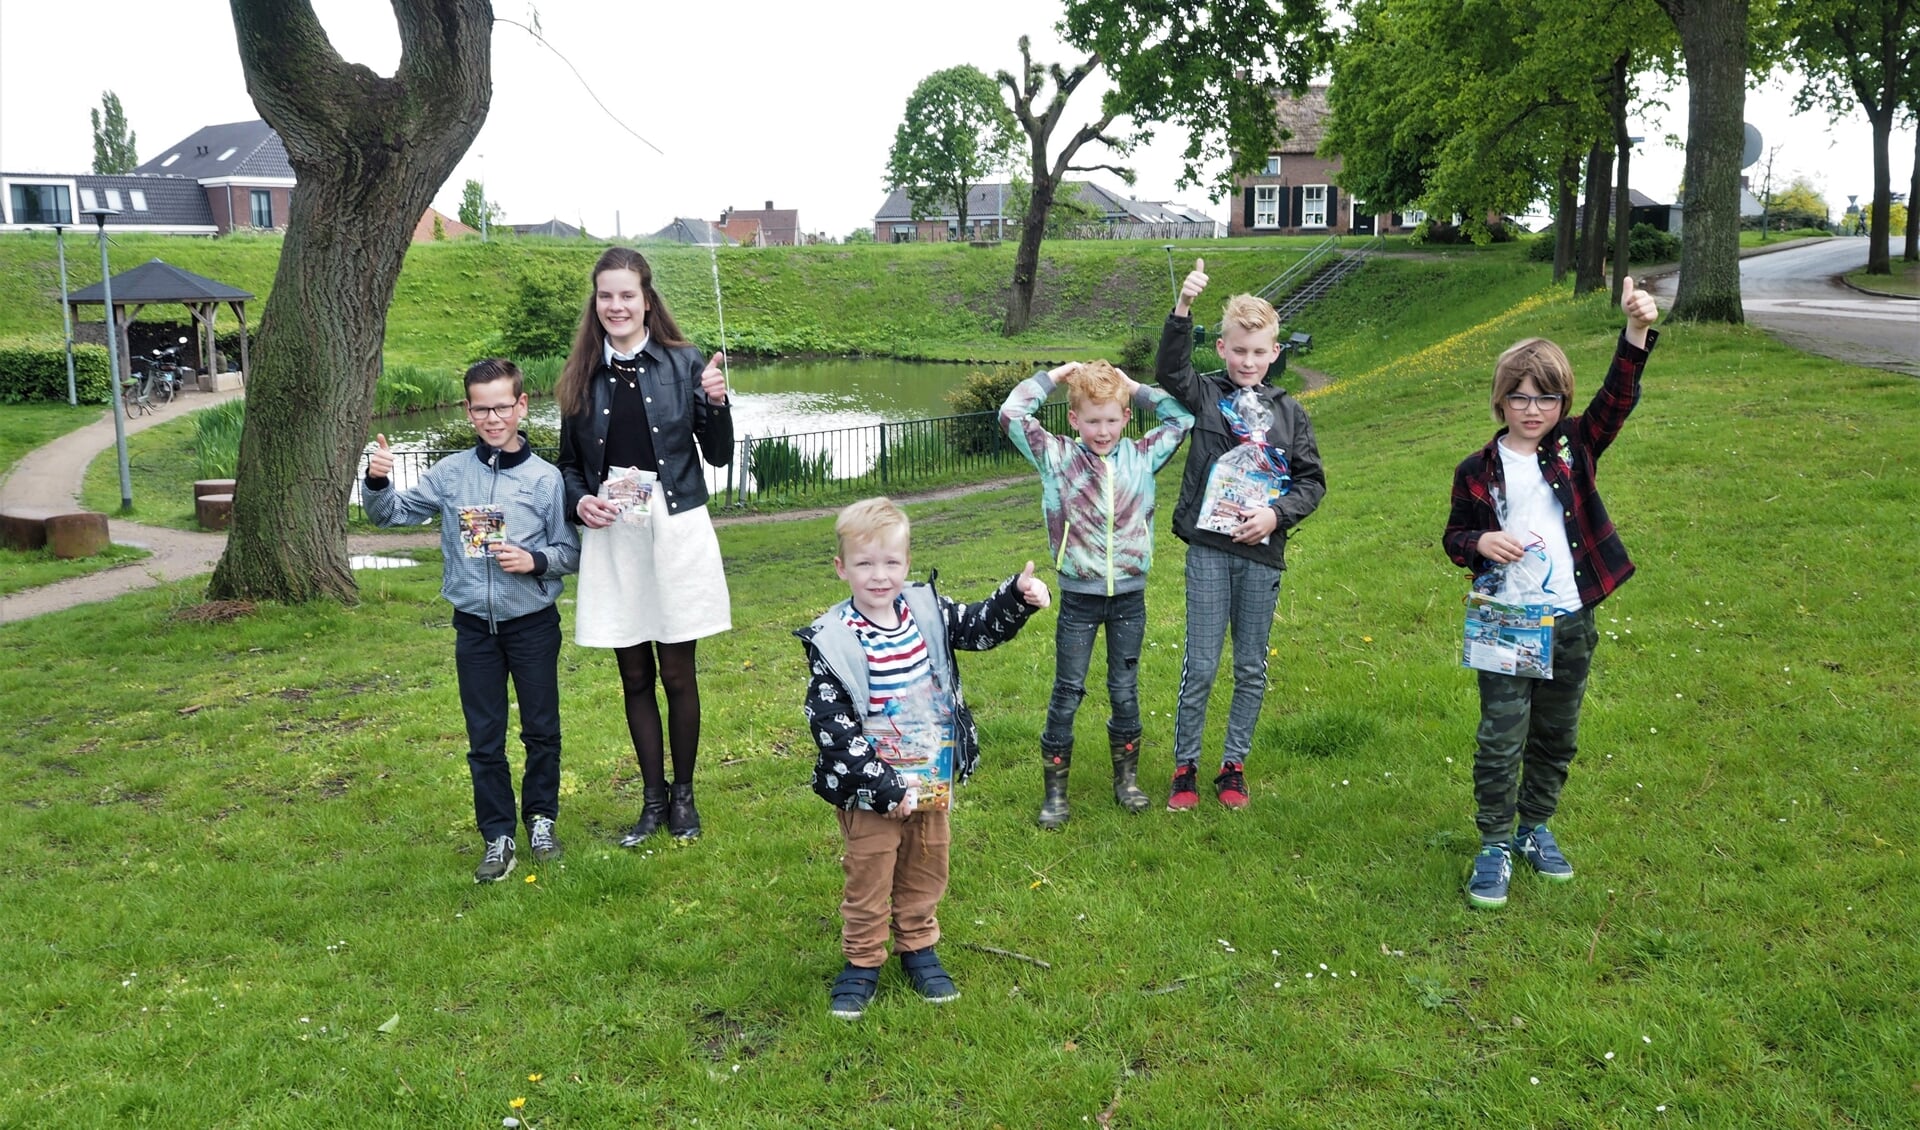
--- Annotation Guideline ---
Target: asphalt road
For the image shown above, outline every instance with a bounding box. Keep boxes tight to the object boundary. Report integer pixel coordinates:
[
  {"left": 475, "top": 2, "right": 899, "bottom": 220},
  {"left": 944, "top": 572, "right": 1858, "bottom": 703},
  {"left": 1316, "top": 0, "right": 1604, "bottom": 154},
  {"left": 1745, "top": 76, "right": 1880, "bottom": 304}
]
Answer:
[{"left": 1646, "top": 238, "right": 1918, "bottom": 377}]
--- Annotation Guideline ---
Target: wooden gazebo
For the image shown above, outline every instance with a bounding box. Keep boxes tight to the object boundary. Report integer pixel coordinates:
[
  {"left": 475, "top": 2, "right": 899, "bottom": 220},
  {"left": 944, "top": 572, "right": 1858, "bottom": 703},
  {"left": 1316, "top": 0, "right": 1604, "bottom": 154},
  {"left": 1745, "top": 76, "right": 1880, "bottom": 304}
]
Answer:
[{"left": 67, "top": 259, "right": 253, "bottom": 386}]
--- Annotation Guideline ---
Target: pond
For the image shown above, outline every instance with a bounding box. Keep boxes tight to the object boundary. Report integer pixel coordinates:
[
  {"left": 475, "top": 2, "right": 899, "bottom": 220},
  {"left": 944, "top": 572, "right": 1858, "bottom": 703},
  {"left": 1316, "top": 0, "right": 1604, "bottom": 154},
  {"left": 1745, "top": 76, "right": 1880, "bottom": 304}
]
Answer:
[{"left": 370, "top": 356, "right": 985, "bottom": 451}]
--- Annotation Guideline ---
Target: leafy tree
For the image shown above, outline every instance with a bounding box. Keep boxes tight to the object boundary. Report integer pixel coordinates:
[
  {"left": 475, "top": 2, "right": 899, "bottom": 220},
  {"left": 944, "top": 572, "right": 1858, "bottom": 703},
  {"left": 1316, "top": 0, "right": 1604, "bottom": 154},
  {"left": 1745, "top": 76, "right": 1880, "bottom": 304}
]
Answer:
[
  {"left": 1003, "top": 175, "right": 1104, "bottom": 237},
  {"left": 1784, "top": 0, "right": 1918, "bottom": 272},
  {"left": 89, "top": 91, "right": 138, "bottom": 174},
  {"left": 1653, "top": 0, "right": 1756, "bottom": 321},
  {"left": 844, "top": 226, "right": 875, "bottom": 243},
  {"left": 886, "top": 65, "right": 1021, "bottom": 238},
  {"left": 1759, "top": 172, "right": 1830, "bottom": 230},
  {"left": 209, "top": 0, "right": 491, "bottom": 603},
  {"left": 458, "top": 177, "right": 501, "bottom": 232},
  {"left": 432, "top": 213, "right": 446, "bottom": 240}
]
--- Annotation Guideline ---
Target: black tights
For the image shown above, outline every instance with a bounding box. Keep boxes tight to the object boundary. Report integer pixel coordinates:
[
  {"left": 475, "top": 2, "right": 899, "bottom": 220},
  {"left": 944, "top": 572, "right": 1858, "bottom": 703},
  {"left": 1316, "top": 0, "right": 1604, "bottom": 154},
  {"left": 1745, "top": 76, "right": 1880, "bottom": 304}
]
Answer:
[{"left": 614, "top": 640, "right": 700, "bottom": 788}]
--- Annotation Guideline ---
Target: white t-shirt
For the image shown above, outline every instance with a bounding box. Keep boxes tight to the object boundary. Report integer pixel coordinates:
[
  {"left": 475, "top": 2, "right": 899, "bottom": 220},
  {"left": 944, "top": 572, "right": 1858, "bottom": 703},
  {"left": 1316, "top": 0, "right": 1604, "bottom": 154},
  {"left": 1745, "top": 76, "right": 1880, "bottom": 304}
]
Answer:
[{"left": 1494, "top": 439, "right": 1582, "bottom": 613}]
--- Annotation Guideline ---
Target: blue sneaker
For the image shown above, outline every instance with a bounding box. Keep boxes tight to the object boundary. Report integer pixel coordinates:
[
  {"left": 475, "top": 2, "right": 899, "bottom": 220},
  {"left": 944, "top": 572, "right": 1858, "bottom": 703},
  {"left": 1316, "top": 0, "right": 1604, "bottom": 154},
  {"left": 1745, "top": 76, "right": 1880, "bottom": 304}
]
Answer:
[
  {"left": 1513, "top": 824, "right": 1575, "bottom": 881},
  {"left": 1467, "top": 845, "right": 1512, "bottom": 909}
]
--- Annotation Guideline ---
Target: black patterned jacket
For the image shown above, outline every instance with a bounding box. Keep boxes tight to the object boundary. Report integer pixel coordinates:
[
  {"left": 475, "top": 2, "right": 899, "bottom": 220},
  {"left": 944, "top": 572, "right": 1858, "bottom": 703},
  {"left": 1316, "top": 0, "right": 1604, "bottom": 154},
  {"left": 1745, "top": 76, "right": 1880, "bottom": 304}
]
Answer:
[{"left": 795, "top": 572, "right": 1037, "bottom": 814}]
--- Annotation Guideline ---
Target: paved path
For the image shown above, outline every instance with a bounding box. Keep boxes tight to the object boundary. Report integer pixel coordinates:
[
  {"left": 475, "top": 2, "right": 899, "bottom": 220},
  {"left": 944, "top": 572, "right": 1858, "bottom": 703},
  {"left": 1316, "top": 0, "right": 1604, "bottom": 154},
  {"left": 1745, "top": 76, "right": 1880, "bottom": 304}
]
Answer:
[{"left": 0, "top": 385, "right": 444, "bottom": 623}]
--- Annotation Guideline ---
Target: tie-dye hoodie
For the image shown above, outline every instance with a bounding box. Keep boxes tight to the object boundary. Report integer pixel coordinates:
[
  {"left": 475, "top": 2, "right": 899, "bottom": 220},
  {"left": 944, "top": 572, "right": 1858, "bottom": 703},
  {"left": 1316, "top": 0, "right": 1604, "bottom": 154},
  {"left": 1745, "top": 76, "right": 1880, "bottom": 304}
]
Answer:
[{"left": 999, "top": 373, "right": 1193, "bottom": 596}]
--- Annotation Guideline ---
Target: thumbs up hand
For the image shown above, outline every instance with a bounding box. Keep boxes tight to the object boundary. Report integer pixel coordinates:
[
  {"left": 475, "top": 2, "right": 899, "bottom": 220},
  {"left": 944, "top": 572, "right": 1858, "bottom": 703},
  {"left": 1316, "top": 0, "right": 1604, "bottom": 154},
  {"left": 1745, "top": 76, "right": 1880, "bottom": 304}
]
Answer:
[
  {"left": 367, "top": 433, "right": 394, "bottom": 481},
  {"left": 1016, "top": 560, "right": 1051, "bottom": 610},
  {"left": 701, "top": 351, "right": 728, "bottom": 405},
  {"left": 1621, "top": 275, "right": 1658, "bottom": 344},
  {"left": 1175, "top": 257, "right": 1210, "bottom": 316}
]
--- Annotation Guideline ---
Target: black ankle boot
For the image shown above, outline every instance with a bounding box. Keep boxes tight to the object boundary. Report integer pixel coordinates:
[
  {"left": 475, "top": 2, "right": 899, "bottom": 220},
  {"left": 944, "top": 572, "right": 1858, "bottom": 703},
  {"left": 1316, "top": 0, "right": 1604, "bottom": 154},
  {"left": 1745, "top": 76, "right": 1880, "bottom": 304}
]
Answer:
[
  {"left": 1036, "top": 749, "right": 1071, "bottom": 829},
  {"left": 668, "top": 781, "right": 702, "bottom": 840},
  {"left": 1109, "top": 732, "right": 1149, "bottom": 813},
  {"left": 619, "top": 784, "right": 669, "bottom": 847}
]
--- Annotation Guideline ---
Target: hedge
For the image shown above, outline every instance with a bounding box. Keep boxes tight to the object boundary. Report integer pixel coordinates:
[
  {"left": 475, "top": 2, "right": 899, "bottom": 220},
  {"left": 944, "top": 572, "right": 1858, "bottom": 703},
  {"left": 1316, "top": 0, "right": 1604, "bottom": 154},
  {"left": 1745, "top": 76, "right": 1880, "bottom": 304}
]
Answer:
[{"left": 0, "top": 339, "right": 114, "bottom": 404}]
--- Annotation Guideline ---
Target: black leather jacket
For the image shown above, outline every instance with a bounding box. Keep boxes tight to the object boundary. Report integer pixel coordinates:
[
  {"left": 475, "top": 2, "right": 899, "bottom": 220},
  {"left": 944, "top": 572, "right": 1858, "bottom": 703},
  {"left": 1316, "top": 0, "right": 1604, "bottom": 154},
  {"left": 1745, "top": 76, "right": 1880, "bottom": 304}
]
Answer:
[{"left": 557, "top": 339, "right": 734, "bottom": 519}]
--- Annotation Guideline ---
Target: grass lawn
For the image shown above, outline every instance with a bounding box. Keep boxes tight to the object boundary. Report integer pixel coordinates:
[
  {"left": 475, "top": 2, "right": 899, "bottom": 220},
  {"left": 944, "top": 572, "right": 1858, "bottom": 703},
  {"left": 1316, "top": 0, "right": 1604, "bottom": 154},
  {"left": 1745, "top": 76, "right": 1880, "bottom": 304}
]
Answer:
[
  {"left": 1739, "top": 229, "right": 1830, "bottom": 247},
  {"left": 1845, "top": 257, "right": 1920, "bottom": 297},
  {"left": 0, "top": 542, "right": 151, "bottom": 594},
  {"left": 0, "top": 401, "right": 104, "bottom": 474},
  {"left": 5, "top": 260, "right": 1917, "bottom": 1125}
]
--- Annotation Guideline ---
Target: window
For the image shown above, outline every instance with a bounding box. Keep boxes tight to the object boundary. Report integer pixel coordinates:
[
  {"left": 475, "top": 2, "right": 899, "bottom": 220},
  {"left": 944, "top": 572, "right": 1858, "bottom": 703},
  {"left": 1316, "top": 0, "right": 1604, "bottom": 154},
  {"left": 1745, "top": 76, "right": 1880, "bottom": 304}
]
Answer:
[
  {"left": 79, "top": 188, "right": 98, "bottom": 211},
  {"left": 218, "top": 147, "right": 238, "bottom": 161},
  {"left": 129, "top": 190, "right": 148, "bottom": 211},
  {"left": 1263, "top": 155, "right": 1281, "bottom": 176},
  {"left": 1254, "top": 185, "right": 1280, "bottom": 228},
  {"left": 160, "top": 153, "right": 179, "bottom": 168},
  {"left": 1404, "top": 209, "right": 1428, "bottom": 226},
  {"left": 250, "top": 189, "right": 273, "bottom": 229},
  {"left": 1302, "top": 185, "right": 1328, "bottom": 227},
  {"left": 105, "top": 189, "right": 123, "bottom": 210},
  {"left": 8, "top": 183, "right": 72, "bottom": 224}
]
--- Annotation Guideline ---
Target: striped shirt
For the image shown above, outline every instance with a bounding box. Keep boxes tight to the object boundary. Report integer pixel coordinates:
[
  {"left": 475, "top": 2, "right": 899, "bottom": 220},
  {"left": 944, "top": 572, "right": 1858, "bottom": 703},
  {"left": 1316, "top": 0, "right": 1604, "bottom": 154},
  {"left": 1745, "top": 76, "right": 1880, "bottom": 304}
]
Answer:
[{"left": 842, "top": 598, "right": 933, "bottom": 716}]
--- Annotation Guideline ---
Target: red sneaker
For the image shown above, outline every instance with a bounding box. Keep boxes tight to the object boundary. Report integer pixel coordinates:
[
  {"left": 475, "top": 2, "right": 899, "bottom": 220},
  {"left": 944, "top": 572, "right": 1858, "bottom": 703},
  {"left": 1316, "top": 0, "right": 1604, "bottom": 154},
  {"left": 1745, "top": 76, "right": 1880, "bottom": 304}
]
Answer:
[
  {"left": 1168, "top": 764, "right": 1200, "bottom": 810},
  {"left": 1214, "top": 761, "right": 1249, "bottom": 809}
]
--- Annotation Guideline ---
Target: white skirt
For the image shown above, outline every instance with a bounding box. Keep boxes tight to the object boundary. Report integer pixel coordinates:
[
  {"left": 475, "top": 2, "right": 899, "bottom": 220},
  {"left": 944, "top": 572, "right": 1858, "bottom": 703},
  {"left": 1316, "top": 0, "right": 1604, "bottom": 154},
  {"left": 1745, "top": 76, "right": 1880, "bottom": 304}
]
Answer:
[{"left": 574, "top": 503, "right": 732, "bottom": 648}]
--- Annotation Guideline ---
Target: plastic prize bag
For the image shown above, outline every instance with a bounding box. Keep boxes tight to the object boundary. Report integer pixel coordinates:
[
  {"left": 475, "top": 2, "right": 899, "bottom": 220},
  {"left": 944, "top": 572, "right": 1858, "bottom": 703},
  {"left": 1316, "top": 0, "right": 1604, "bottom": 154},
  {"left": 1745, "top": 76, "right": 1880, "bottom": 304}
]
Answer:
[{"left": 1196, "top": 388, "right": 1292, "bottom": 541}]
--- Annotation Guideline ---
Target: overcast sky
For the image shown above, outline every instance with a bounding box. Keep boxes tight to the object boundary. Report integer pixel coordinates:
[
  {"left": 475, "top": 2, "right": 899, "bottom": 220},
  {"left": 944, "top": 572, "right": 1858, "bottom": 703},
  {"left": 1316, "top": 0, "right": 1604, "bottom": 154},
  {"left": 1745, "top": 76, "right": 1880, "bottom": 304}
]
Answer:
[{"left": 2, "top": 0, "right": 1913, "bottom": 238}]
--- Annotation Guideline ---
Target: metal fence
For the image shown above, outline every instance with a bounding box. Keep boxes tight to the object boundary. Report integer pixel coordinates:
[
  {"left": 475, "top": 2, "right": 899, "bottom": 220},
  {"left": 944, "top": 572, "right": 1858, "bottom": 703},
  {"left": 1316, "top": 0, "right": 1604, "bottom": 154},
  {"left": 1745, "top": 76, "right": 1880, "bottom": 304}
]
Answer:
[{"left": 351, "top": 399, "right": 1165, "bottom": 518}]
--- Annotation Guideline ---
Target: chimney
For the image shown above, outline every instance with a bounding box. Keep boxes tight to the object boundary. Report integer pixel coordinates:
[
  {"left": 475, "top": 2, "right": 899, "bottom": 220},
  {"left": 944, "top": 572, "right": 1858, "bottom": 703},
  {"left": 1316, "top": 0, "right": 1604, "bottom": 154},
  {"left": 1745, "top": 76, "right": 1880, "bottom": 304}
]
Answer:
[{"left": 765, "top": 200, "right": 773, "bottom": 211}]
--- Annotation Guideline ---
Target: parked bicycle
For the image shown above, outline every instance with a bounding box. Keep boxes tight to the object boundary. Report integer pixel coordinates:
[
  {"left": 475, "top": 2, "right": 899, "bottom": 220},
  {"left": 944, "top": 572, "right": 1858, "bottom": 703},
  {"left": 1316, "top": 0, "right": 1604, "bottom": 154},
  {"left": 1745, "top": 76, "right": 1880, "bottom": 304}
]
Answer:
[{"left": 122, "top": 337, "right": 190, "bottom": 418}]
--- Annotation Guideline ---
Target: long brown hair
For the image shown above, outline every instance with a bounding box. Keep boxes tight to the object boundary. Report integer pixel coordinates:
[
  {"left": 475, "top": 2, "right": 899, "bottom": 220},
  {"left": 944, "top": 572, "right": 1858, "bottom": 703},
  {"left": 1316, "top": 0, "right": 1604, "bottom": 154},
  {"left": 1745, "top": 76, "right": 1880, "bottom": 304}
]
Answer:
[{"left": 555, "top": 247, "right": 692, "bottom": 417}]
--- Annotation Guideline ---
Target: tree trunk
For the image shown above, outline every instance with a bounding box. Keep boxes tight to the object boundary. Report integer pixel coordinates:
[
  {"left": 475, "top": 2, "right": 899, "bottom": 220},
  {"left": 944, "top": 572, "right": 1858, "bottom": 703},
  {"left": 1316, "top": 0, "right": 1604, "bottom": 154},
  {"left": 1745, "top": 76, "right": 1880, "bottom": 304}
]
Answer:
[
  {"left": 1553, "top": 152, "right": 1579, "bottom": 283},
  {"left": 1864, "top": 107, "right": 1893, "bottom": 274},
  {"left": 1906, "top": 125, "right": 1919, "bottom": 263},
  {"left": 1610, "top": 53, "right": 1633, "bottom": 305},
  {"left": 1577, "top": 139, "right": 1613, "bottom": 296},
  {"left": 1007, "top": 168, "right": 1055, "bottom": 335},
  {"left": 1657, "top": 0, "right": 1747, "bottom": 323},
  {"left": 210, "top": 0, "right": 491, "bottom": 603}
]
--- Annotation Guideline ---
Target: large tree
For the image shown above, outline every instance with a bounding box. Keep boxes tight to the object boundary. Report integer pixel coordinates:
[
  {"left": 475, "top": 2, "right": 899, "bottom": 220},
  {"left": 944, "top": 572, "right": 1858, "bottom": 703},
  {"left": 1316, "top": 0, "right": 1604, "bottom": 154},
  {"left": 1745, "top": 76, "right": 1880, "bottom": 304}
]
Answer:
[
  {"left": 210, "top": 0, "right": 491, "bottom": 603},
  {"left": 1785, "top": 0, "right": 1918, "bottom": 273},
  {"left": 90, "top": 91, "right": 138, "bottom": 174},
  {"left": 457, "top": 177, "right": 502, "bottom": 233},
  {"left": 1653, "top": 0, "right": 1751, "bottom": 322},
  {"left": 989, "top": 2, "right": 1332, "bottom": 335},
  {"left": 885, "top": 65, "right": 1021, "bottom": 239},
  {"left": 994, "top": 38, "right": 1130, "bottom": 336}
]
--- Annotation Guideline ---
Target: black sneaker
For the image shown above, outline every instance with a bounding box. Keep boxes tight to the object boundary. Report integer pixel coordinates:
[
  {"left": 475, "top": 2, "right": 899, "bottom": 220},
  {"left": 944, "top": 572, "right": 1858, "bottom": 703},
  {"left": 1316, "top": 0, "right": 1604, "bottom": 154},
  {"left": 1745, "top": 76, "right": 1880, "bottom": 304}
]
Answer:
[
  {"left": 1214, "top": 761, "right": 1249, "bottom": 808},
  {"left": 899, "top": 946, "right": 960, "bottom": 1004},
  {"left": 474, "top": 835, "right": 515, "bottom": 883},
  {"left": 828, "top": 963, "right": 880, "bottom": 1020},
  {"left": 529, "top": 815, "right": 563, "bottom": 864},
  {"left": 1168, "top": 764, "right": 1200, "bottom": 810}
]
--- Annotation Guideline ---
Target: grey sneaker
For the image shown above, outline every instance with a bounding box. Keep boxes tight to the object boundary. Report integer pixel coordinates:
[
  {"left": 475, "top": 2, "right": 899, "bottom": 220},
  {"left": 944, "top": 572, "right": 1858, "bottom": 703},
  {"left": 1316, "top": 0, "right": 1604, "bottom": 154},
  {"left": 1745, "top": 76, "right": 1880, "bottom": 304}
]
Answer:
[
  {"left": 474, "top": 834, "right": 516, "bottom": 883},
  {"left": 529, "top": 815, "right": 563, "bottom": 863},
  {"left": 1513, "top": 824, "right": 1574, "bottom": 881},
  {"left": 1466, "top": 845, "right": 1511, "bottom": 909}
]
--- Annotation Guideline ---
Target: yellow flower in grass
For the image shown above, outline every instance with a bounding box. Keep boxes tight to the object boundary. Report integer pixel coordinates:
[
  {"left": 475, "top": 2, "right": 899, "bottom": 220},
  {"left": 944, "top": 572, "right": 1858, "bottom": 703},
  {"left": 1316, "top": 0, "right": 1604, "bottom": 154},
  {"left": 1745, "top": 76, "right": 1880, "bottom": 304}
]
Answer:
[
  {"left": 528, "top": 1073, "right": 543, "bottom": 1083},
  {"left": 525, "top": 873, "right": 537, "bottom": 884},
  {"left": 511, "top": 1097, "right": 526, "bottom": 1110}
]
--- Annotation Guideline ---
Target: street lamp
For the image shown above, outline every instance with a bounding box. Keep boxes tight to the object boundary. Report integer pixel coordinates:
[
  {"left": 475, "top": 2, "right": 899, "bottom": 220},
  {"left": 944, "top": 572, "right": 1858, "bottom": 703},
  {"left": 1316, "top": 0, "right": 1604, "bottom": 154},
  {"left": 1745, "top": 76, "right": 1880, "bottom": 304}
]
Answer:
[
  {"left": 50, "top": 223, "right": 79, "bottom": 405},
  {"left": 81, "top": 205, "right": 133, "bottom": 512}
]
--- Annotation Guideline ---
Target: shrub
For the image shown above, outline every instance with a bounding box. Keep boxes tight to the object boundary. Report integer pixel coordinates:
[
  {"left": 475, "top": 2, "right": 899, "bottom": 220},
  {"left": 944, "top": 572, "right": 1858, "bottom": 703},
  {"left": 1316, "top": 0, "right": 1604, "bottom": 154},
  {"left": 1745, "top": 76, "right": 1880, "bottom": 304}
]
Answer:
[
  {"left": 1628, "top": 222, "right": 1680, "bottom": 263},
  {"left": 944, "top": 362, "right": 1027, "bottom": 456},
  {"left": 192, "top": 399, "right": 247, "bottom": 480},
  {"left": 748, "top": 436, "right": 832, "bottom": 494},
  {"left": 499, "top": 264, "right": 583, "bottom": 360},
  {"left": 0, "top": 339, "right": 114, "bottom": 404},
  {"left": 1115, "top": 334, "right": 1154, "bottom": 374}
]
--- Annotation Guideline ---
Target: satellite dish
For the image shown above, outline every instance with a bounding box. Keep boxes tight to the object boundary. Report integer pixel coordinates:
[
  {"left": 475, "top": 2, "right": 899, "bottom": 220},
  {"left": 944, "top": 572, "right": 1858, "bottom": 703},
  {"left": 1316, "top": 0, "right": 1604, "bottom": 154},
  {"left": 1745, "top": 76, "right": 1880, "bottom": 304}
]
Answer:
[{"left": 1741, "top": 123, "right": 1762, "bottom": 169}]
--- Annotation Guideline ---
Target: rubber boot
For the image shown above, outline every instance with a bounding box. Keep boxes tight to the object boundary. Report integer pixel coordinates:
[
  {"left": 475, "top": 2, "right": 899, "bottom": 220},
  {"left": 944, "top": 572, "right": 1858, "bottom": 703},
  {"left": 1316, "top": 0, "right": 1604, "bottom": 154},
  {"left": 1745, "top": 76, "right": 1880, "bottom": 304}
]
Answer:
[
  {"left": 619, "top": 784, "right": 669, "bottom": 847},
  {"left": 1037, "top": 750, "right": 1071, "bottom": 829},
  {"left": 1109, "top": 732, "right": 1150, "bottom": 813},
  {"left": 668, "top": 781, "right": 702, "bottom": 840}
]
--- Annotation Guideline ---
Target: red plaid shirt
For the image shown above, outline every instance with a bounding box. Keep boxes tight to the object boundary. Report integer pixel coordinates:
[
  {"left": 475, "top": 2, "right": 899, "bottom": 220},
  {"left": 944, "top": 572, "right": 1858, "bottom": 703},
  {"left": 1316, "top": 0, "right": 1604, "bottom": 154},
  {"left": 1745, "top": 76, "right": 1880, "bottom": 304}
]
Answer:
[{"left": 1444, "top": 330, "right": 1656, "bottom": 609}]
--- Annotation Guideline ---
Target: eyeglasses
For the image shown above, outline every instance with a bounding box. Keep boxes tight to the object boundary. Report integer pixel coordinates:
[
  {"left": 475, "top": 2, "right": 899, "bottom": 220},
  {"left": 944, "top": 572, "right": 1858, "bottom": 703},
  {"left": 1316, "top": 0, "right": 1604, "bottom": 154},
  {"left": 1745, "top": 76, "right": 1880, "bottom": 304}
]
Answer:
[
  {"left": 466, "top": 403, "right": 520, "bottom": 420},
  {"left": 1504, "top": 393, "right": 1564, "bottom": 412}
]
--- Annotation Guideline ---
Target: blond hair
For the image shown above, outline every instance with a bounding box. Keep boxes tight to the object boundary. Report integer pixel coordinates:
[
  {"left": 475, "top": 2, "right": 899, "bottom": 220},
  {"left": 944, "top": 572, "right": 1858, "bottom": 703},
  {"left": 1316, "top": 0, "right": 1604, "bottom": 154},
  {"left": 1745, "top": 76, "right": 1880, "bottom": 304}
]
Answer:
[
  {"left": 1062, "top": 359, "right": 1128, "bottom": 412},
  {"left": 1491, "top": 338, "right": 1574, "bottom": 422},
  {"left": 835, "top": 496, "right": 910, "bottom": 556},
  {"left": 1219, "top": 293, "right": 1279, "bottom": 336}
]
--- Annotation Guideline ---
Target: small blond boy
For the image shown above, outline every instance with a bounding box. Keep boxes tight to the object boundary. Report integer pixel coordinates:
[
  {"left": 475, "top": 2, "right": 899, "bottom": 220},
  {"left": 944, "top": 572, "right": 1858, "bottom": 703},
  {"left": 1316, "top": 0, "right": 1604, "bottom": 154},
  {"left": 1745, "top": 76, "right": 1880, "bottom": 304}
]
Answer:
[{"left": 796, "top": 498, "right": 1048, "bottom": 1019}]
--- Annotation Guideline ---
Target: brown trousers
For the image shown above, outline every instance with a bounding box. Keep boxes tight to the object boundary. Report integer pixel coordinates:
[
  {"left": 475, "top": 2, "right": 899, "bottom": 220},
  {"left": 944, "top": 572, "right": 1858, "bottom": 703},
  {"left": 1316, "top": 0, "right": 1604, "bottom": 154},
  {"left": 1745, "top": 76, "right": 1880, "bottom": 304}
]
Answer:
[{"left": 836, "top": 807, "right": 951, "bottom": 967}]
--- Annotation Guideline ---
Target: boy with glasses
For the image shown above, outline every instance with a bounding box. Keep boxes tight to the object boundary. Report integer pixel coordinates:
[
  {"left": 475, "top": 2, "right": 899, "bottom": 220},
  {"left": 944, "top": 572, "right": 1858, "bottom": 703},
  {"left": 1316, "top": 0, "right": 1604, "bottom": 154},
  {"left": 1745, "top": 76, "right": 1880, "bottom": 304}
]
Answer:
[
  {"left": 363, "top": 359, "right": 580, "bottom": 883},
  {"left": 1444, "top": 278, "right": 1660, "bottom": 909}
]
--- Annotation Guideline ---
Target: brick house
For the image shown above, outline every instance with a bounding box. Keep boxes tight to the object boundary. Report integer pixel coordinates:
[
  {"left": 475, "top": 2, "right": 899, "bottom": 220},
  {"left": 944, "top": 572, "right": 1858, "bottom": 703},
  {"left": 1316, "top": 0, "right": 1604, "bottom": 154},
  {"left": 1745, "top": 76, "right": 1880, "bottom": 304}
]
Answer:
[
  {"left": 717, "top": 201, "right": 801, "bottom": 246},
  {"left": 1231, "top": 86, "right": 1423, "bottom": 238}
]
